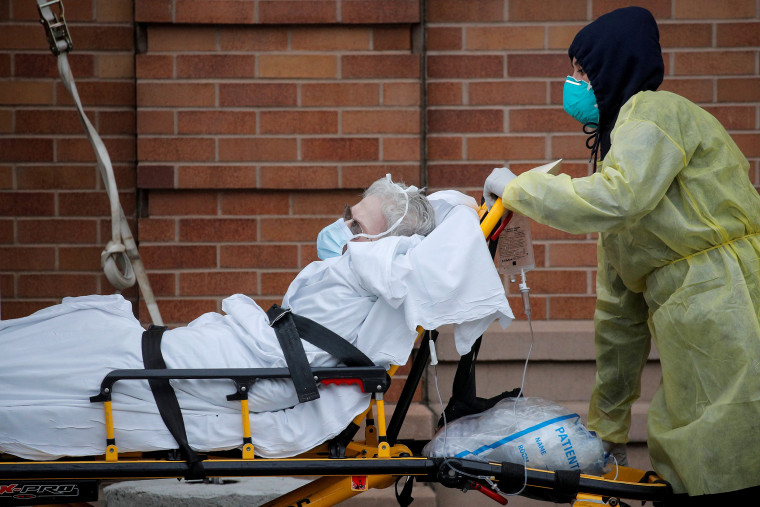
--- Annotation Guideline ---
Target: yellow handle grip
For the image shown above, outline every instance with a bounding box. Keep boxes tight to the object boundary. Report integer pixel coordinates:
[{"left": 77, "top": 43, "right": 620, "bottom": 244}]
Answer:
[{"left": 480, "top": 198, "right": 506, "bottom": 238}]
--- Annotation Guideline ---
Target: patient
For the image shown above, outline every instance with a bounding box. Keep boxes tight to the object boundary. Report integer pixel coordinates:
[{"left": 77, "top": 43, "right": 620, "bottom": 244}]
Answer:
[{"left": 0, "top": 176, "right": 513, "bottom": 460}]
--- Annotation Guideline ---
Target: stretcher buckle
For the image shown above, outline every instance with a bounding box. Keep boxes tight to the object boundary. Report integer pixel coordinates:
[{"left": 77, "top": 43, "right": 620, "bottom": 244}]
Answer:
[{"left": 37, "top": 0, "right": 73, "bottom": 55}]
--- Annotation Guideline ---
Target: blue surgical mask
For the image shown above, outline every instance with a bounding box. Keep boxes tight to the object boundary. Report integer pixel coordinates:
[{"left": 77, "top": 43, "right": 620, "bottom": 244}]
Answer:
[
  {"left": 563, "top": 76, "right": 599, "bottom": 125},
  {"left": 316, "top": 218, "right": 354, "bottom": 260}
]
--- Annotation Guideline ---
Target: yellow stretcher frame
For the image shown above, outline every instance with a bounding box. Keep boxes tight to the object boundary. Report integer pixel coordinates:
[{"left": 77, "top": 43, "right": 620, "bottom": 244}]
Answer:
[{"left": 0, "top": 200, "right": 673, "bottom": 506}]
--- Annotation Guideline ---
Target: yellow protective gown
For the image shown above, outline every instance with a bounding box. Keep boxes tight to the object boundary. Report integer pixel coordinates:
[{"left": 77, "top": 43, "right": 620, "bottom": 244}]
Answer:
[{"left": 501, "top": 90, "right": 760, "bottom": 495}]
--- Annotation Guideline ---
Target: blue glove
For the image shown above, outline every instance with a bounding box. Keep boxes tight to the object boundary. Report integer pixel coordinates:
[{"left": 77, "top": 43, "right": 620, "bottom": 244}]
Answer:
[{"left": 483, "top": 167, "right": 516, "bottom": 209}]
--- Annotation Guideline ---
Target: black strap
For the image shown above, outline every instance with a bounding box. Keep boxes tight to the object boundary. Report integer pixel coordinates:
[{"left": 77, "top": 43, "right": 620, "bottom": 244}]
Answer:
[
  {"left": 266, "top": 306, "right": 321, "bottom": 403},
  {"left": 395, "top": 476, "right": 415, "bottom": 506},
  {"left": 266, "top": 305, "right": 375, "bottom": 404},
  {"left": 141, "top": 325, "right": 205, "bottom": 480}
]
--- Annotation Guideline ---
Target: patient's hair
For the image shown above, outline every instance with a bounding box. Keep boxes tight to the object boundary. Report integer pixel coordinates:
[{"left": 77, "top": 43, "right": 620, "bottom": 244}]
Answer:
[{"left": 364, "top": 177, "right": 436, "bottom": 237}]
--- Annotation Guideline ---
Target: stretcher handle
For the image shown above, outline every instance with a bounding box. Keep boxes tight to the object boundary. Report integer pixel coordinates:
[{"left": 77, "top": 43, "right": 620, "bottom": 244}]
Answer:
[
  {"left": 479, "top": 198, "right": 507, "bottom": 239},
  {"left": 89, "top": 366, "right": 391, "bottom": 402}
]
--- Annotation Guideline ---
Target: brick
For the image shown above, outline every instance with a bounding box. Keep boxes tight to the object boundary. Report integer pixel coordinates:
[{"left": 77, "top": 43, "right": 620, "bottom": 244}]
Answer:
[
  {"left": 178, "top": 111, "right": 257, "bottom": 135},
  {"left": 547, "top": 24, "right": 586, "bottom": 49},
  {"left": 717, "top": 22, "right": 760, "bottom": 47},
  {"left": 373, "top": 27, "right": 412, "bottom": 51},
  {"left": 218, "top": 138, "right": 298, "bottom": 162},
  {"left": 428, "top": 109, "right": 503, "bottom": 133},
  {"left": 291, "top": 26, "right": 371, "bottom": 51},
  {"left": 178, "top": 165, "right": 258, "bottom": 189},
  {"left": 469, "top": 81, "right": 548, "bottom": 105},
  {"left": 260, "top": 217, "right": 330, "bottom": 242},
  {"left": 0, "top": 139, "right": 53, "bottom": 163},
  {"left": 134, "top": 0, "right": 173, "bottom": 23},
  {"left": 57, "top": 137, "right": 135, "bottom": 164},
  {"left": 220, "top": 83, "right": 299, "bottom": 107},
  {"left": 16, "top": 166, "right": 97, "bottom": 191},
  {"left": 58, "top": 246, "right": 103, "bottom": 270},
  {"left": 1, "top": 301, "right": 57, "bottom": 320},
  {"left": 175, "top": 0, "right": 256, "bottom": 24},
  {"left": 16, "top": 219, "right": 97, "bottom": 243},
  {"left": 551, "top": 134, "right": 595, "bottom": 160},
  {"left": 342, "top": 55, "right": 420, "bottom": 79},
  {"left": 300, "top": 244, "right": 319, "bottom": 267},
  {"left": 674, "top": 0, "right": 755, "bottom": 19},
  {"left": 177, "top": 55, "right": 257, "bottom": 79},
  {"left": 717, "top": 78, "right": 760, "bottom": 102},
  {"left": 0, "top": 82, "right": 54, "bottom": 105},
  {"left": 15, "top": 110, "right": 82, "bottom": 134},
  {"left": 137, "top": 110, "right": 175, "bottom": 134},
  {"left": 147, "top": 26, "right": 217, "bottom": 52},
  {"left": 291, "top": 190, "right": 364, "bottom": 215},
  {"left": 427, "top": 136, "right": 463, "bottom": 160},
  {"left": 259, "top": 0, "right": 337, "bottom": 23},
  {"left": 139, "top": 245, "right": 217, "bottom": 269},
  {"left": 383, "top": 83, "right": 420, "bottom": 106},
  {"left": 136, "top": 55, "right": 174, "bottom": 79},
  {"left": 180, "top": 271, "right": 258, "bottom": 296},
  {"left": 220, "top": 244, "right": 299, "bottom": 269},
  {"left": 532, "top": 219, "right": 590, "bottom": 242},
  {"left": 0, "top": 26, "right": 48, "bottom": 51},
  {"left": 65, "top": 26, "right": 134, "bottom": 51},
  {"left": 137, "top": 272, "right": 176, "bottom": 297},
  {"left": 345, "top": 0, "right": 420, "bottom": 23},
  {"left": 138, "top": 138, "right": 215, "bottom": 162},
  {"left": 302, "top": 138, "right": 379, "bottom": 161},
  {"left": 138, "top": 165, "right": 175, "bottom": 189},
  {"left": 96, "top": 0, "right": 133, "bottom": 22},
  {"left": 659, "top": 79, "right": 714, "bottom": 103},
  {"left": 511, "top": 108, "right": 577, "bottom": 132},
  {"left": 0, "top": 219, "right": 12, "bottom": 242},
  {"left": 17, "top": 274, "right": 98, "bottom": 298},
  {"left": 259, "top": 55, "right": 338, "bottom": 79},
  {"left": 427, "top": 82, "right": 463, "bottom": 105},
  {"left": 548, "top": 243, "right": 597, "bottom": 267},
  {"left": 466, "top": 26, "right": 545, "bottom": 50},
  {"left": 96, "top": 54, "right": 135, "bottom": 79},
  {"left": 549, "top": 296, "right": 596, "bottom": 319},
  {"left": 343, "top": 110, "right": 419, "bottom": 134},
  {"left": 732, "top": 134, "right": 760, "bottom": 157},
  {"left": 674, "top": 51, "right": 755, "bottom": 76},
  {"left": 220, "top": 191, "right": 289, "bottom": 215},
  {"left": 508, "top": 54, "right": 568, "bottom": 78},
  {"left": 0, "top": 247, "right": 55, "bottom": 270},
  {"left": 427, "top": 0, "right": 504, "bottom": 22},
  {"left": 427, "top": 55, "right": 503, "bottom": 79},
  {"left": 341, "top": 164, "right": 420, "bottom": 188},
  {"left": 57, "top": 81, "right": 135, "bottom": 107},
  {"left": 138, "top": 83, "right": 215, "bottom": 108},
  {"left": 426, "top": 162, "right": 496, "bottom": 188},
  {"left": 382, "top": 137, "right": 421, "bottom": 161},
  {"left": 149, "top": 191, "right": 218, "bottom": 216},
  {"left": 426, "top": 26, "right": 462, "bottom": 51},
  {"left": 219, "top": 27, "right": 288, "bottom": 51},
  {"left": 259, "top": 165, "right": 340, "bottom": 189},
  {"left": 592, "top": 0, "right": 671, "bottom": 19},
  {"left": 58, "top": 191, "right": 136, "bottom": 217},
  {"left": 510, "top": 0, "right": 586, "bottom": 21},
  {"left": 13, "top": 54, "right": 92, "bottom": 79},
  {"left": 659, "top": 23, "right": 712, "bottom": 48},
  {"left": 703, "top": 106, "right": 755, "bottom": 130},
  {"left": 260, "top": 111, "right": 338, "bottom": 134},
  {"left": 301, "top": 83, "right": 380, "bottom": 106},
  {"left": 467, "top": 136, "right": 546, "bottom": 160},
  {"left": 143, "top": 299, "right": 218, "bottom": 327},
  {"left": 0, "top": 54, "right": 9, "bottom": 77},
  {"left": 260, "top": 271, "right": 299, "bottom": 295},
  {"left": 97, "top": 110, "right": 136, "bottom": 135},
  {"left": 524, "top": 270, "right": 588, "bottom": 294},
  {"left": 180, "top": 218, "right": 257, "bottom": 242},
  {"left": 138, "top": 218, "right": 176, "bottom": 242}
]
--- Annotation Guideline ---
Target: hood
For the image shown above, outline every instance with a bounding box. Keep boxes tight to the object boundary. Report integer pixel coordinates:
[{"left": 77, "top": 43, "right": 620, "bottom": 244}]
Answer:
[{"left": 568, "top": 6, "right": 664, "bottom": 159}]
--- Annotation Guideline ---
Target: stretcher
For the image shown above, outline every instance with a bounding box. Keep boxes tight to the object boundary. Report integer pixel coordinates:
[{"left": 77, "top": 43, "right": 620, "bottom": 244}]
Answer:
[{"left": 0, "top": 199, "right": 672, "bottom": 507}]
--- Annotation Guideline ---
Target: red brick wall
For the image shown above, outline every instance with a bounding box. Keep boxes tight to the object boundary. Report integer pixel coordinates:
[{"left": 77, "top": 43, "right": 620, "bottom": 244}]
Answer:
[{"left": 2, "top": 0, "right": 759, "bottom": 327}]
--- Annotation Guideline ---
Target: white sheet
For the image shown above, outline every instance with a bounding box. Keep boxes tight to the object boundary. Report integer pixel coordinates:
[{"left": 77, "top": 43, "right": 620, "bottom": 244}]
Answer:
[{"left": 0, "top": 191, "right": 513, "bottom": 460}]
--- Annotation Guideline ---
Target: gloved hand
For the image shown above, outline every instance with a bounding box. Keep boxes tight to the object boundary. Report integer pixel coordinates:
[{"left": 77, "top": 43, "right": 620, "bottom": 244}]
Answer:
[
  {"left": 603, "top": 440, "right": 629, "bottom": 467},
  {"left": 483, "top": 167, "right": 516, "bottom": 209}
]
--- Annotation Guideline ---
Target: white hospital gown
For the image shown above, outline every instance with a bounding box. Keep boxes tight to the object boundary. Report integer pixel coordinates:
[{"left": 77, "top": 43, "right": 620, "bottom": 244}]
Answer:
[{"left": 0, "top": 196, "right": 513, "bottom": 460}]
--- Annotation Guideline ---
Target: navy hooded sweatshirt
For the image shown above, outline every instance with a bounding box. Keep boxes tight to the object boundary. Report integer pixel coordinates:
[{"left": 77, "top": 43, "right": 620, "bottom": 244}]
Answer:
[{"left": 568, "top": 6, "right": 664, "bottom": 162}]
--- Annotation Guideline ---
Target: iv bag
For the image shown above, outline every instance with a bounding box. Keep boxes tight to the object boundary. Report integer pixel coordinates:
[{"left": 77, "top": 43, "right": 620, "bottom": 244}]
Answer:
[{"left": 496, "top": 213, "right": 535, "bottom": 276}]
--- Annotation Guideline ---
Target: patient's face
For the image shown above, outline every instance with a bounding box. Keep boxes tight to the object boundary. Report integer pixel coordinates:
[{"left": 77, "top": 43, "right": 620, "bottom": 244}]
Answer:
[{"left": 346, "top": 194, "right": 386, "bottom": 242}]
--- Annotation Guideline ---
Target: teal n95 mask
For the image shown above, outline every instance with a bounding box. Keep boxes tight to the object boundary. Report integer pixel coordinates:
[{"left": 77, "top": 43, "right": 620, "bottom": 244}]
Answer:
[{"left": 563, "top": 76, "right": 599, "bottom": 125}]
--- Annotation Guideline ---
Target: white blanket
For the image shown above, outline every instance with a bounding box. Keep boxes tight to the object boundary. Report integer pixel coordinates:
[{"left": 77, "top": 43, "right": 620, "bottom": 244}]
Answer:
[{"left": 0, "top": 192, "right": 513, "bottom": 460}]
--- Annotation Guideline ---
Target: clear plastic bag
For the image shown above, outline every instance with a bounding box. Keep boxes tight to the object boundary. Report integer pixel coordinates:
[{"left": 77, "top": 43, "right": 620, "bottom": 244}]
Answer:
[{"left": 423, "top": 397, "right": 609, "bottom": 475}]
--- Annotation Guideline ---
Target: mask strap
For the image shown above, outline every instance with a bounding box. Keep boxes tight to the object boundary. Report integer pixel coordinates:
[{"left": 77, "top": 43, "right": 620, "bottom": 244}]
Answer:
[{"left": 351, "top": 174, "right": 413, "bottom": 240}]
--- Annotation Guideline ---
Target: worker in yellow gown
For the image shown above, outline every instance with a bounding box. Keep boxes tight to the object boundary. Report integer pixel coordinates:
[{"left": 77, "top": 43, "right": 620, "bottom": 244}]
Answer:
[{"left": 483, "top": 7, "right": 760, "bottom": 504}]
